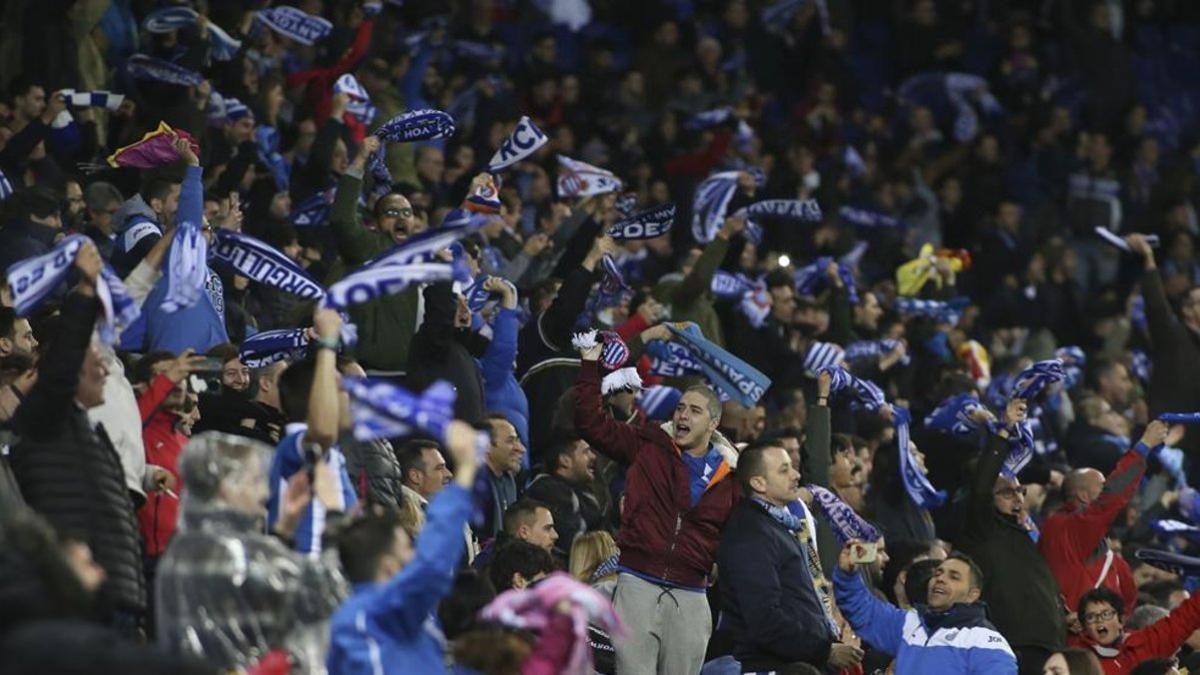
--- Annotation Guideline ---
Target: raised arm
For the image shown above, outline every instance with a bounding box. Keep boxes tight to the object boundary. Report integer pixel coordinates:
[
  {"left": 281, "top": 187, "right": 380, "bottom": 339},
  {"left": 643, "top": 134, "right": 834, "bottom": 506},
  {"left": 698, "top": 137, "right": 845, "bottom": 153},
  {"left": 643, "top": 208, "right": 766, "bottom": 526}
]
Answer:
[
  {"left": 832, "top": 554, "right": 906, "bottom": 656},
  {"left": 479, "top": 281, "right": 519, "bottom": 387},
  {"left": 573, "top": 358, "right": 642, "bottom": 466},
  {"left": 671, "top": 218, "right": 738, "bottom": 308},
  {"left": 535, "top": 237, "right": 609, "bottom": 353},
  {"left": 329, "top": 135, "right": 379, "bottom": 266},
  {"left": 15, "top": 244, "right": 102, "bottom": 439},
  {"left": 1063, "top": 423, "right": 1161, "bottom": 556},
  {"left": 1129, "top": 235, "right": 1189, "bottom": 354},
  {"left": 1131, "top": 591, "right": 1200, "bottom": 663},
  {"left": 173, "top": 136, "right": 204, "bottom": 230},
  {"left": 304, "top": 309, "right": 342, "bottom": 450},
  {"left": 808, "top": 372, "right": 840, "bottom": 574},
  {"left": 967, "top": 400, "right": 1024, "bottom": 529}
]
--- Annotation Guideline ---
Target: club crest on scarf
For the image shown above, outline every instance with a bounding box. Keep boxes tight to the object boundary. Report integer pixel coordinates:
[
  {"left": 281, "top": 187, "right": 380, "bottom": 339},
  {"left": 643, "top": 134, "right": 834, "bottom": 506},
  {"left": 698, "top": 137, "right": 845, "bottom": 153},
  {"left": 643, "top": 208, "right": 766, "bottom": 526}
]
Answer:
[
  {"left": 556, "top": 155, "right": 623, "bottom": 199},
  {"left": 487, "top": 116, "right": 548, "bottom": 172},
  {"left": 608, "top": 204, "right": 675, "bottom": 240}
]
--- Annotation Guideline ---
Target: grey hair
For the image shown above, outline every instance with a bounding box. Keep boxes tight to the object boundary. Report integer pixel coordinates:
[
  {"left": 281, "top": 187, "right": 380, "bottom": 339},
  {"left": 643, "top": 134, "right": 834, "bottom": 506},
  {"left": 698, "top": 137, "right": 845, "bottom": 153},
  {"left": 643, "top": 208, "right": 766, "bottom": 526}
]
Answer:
[
  {"left": 83, "top": 181, "right": 123, "bottom": 211},
  {"left": 1126, "top": 604, "right": 1169, "bottom": 630},
  {"left": 178, "top": 432, "right": 272, "bottom": 504}
]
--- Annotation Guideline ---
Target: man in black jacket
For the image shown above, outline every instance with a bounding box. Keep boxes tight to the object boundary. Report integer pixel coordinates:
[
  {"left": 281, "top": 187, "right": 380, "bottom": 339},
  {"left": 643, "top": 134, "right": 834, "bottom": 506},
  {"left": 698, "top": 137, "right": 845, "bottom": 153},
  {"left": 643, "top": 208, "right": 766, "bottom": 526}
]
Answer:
[
  {"left": 10, "top": 242, "right": 147, "bottom": 632},
  {"left": 716, "top": 440, "right": 864, "bottom": 672},
  {"left": 955, "top": 398, "right": 1066, "bottom": 674},
  {"left": 524, "top": 433, "right": 604, "bottom": 562}
]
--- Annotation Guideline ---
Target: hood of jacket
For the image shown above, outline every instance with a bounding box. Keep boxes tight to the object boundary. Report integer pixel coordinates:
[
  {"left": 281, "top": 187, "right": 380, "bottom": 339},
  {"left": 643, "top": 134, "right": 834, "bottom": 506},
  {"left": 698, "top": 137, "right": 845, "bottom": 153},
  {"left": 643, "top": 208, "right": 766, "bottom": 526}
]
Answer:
[
  {"left": 113, "top": 194, "right": 158, "bottom": 232},
  {"left": 918, "top": 600, "right": 995, "bottom": 632}
]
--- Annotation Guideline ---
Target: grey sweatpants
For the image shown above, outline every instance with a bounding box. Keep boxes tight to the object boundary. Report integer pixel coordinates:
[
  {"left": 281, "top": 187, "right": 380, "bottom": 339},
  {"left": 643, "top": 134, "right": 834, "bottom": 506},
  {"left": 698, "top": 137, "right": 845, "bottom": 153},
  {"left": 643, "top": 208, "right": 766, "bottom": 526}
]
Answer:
[{"left": 613, "top": 572, "right": 712, "bottom": 675}]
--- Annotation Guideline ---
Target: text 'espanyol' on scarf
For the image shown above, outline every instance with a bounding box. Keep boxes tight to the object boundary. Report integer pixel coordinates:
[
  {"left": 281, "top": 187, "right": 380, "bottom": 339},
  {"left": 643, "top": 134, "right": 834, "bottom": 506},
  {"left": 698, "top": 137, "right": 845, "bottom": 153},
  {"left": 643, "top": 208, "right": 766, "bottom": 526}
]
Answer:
[
  {"left": 487, "top": 116, "right": 548, "bottom": 172},
  {"left": 6, "top": 234, "right": 139, "bottom": 345},
  {"left": 345, "top": 377, "right": 457, "bottom": 441},
  {"left": 666, "top": 322, "right": 771, "bottom": 406},
  {"left": 256, "top": 5, "right": 333, "bottom": 46},
  {"left": 645, "top": 340, "right": 704, "bottom": 378},
  {"left": 608, "top": 203, "right": 675, "bottom": 240}
]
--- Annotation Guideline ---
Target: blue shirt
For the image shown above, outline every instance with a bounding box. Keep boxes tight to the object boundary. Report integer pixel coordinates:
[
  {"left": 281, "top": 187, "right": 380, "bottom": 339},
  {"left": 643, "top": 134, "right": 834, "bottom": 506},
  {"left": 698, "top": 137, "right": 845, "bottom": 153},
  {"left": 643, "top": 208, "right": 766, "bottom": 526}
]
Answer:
[
  {"left": 681, "top": 444, "right": 723, "bottom": 506},
  {"left": 266, "top": 424, "right": 357, "bottom": 554}
]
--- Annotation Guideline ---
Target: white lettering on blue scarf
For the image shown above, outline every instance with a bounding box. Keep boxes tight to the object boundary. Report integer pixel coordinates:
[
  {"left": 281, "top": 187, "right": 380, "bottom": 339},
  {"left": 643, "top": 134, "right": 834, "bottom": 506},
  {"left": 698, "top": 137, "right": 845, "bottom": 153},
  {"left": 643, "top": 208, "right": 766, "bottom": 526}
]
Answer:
[{"left": 487, "top": 116, "right": 548, "bottom": 172}]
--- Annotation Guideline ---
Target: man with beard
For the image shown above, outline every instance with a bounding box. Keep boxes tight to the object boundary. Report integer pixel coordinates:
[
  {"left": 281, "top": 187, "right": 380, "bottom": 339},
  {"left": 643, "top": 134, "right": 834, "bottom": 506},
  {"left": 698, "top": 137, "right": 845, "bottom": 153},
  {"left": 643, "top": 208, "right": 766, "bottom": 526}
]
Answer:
[
  {"left": 524, "top": 433, "right": 604, "bottom": 563},
  {"left": 194, "top": 343, "right": 281, "bottom": 445}
]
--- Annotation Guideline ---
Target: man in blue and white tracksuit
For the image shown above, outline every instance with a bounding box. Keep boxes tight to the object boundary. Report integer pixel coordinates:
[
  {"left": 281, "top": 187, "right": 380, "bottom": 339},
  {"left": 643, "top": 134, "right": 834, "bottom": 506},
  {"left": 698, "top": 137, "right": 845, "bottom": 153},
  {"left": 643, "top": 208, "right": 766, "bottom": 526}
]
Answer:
[{"left": 833, "top": 541, "right": 1017, "bottom": 674}]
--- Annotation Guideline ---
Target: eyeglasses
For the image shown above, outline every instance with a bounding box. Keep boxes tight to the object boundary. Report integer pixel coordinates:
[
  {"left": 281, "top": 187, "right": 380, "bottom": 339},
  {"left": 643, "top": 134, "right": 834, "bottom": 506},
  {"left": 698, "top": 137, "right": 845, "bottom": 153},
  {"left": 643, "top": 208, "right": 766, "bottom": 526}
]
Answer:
[
  {"left": 383, "top": 207, "right": 414, "bottom": 218},
  {"left": 993, "top": 486, "right": 1027, "bottom": 499},
  {"left": 1083, "top": 609, "right": 1117, "bottom": 624}
]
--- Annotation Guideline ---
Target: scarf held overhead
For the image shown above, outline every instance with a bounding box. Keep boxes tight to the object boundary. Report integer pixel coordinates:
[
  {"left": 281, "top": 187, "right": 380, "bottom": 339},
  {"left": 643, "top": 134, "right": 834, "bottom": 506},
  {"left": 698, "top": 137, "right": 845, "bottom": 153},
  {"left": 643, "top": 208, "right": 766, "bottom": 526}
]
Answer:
[{"left": 666, "top": 322, "right": 771, "bottom": 406}]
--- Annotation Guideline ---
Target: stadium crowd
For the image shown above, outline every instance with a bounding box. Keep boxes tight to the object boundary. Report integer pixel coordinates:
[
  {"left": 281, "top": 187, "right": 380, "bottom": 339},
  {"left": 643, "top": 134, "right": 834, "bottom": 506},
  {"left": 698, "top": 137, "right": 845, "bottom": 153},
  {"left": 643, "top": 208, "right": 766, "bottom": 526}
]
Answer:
[{"left": 2, "top": 0, "right": 1200, "bottom": 674}]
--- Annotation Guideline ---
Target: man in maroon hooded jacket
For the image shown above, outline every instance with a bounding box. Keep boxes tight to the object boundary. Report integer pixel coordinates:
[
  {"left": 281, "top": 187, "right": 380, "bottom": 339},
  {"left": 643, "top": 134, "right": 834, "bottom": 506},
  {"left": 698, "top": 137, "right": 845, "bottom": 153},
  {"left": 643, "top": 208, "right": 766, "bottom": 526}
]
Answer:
[{"left": 573, "top": 326, "right": 740, "bottom": 674}]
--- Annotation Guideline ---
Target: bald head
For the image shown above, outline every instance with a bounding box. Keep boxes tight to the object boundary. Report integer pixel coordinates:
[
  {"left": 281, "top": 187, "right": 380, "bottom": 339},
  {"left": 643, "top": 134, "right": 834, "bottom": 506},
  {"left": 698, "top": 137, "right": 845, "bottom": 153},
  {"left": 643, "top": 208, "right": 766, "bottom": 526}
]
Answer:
[{"left": 1064, "top": 468, "right": 1104, "bottom": 506}]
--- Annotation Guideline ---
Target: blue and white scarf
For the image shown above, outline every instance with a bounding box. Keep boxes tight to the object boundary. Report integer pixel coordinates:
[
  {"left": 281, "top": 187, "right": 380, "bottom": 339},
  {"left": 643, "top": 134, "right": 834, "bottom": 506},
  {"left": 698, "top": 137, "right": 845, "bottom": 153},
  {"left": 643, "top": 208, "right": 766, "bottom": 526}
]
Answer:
[
  {"left": 614, "top": 192, "right": 638, "bottom": 217},
  {"left": 684, "top": 107, "right": 733, "bottom": 131},
  {"left": 487, "top": 116, "right": 548, "bottom": 172},
  {"left": 1132, "top": 349, "right": 1153, "bottom": 384},
  {"left": 793, "top": 257, "right": 859, "bottom": 304},
  {"left": 240, "top": 328, "right": 310, "bottom": 368},
  {"left": 987, "top": 419, "right": 1037, "bottom": 478},
  {"left": 126, "top": 54, "right": 204, "bottom": 87},
  {"left": 803, "top": 342, "right": 845, "bottom": 376},
  {"left": 323, "top": 262, "right": 453, "bottom": 310},
  {"left": 1160, "top": 413, "right": 1200, "bottom": 425},
  {"left": 645, "top": 340, "right": 704, "bottom": 378},
  {"left": 334, "top": 74, "right": 377, "bottom": 125},
  {"left": 7, "top": 235, "right": 139, "bottom": 344},
  {"left": 894, "top": 406, "right": 947, "bottom": 509},
  {"left": 924, "top": 394, "right": 986, "bottom": 436},
  {"left": 256, "top": 6, "right": 333, "bottom": 46},
  {"left": 1010, "top": 359, "right": 1065, "bottom": 400},
  {"left": 753, "top": 496, "right": 805, "bottom": 531},
  {"left": 1136, "top": 548, "right": 1200, "bottom": 579},
  {"left": 893, "top": 296, "right": 967, "bottom": 325},
  {"left": 207, "top": 21, "right": 243, "bottom": 61},
  {"left": 844, "top": 339, "right": 910, "bottom": 366},
  {"left": 820, "top": 365, "right": 886, "bottom": 412},
  {"left": 1152, "top": 519, "right": 1200, "bottom": 540},
  {"left": 1055, "top": 346, "right": 1086, "bottom": 389},
  {"left": 557, "top": 155, "right": 622, "bottom": 199},
  {"left": 710, "top": 271, "right": 754, "bottom": 301},
  {"left": 609, "top": 204, "right": 675, "bottom": 240},
  {"left": 0, "top": 169, "right": 11, "bottom": 201},
  {"left": 363, "top": 216, "right": 482, "bottom": 270},
  {"left": 691, "top": 171, "right": 740, "bottom": 243},
  {"left": 808, "top": 485, "right": 880, "bottom": 544},
  {"left": 289, "top": 188, "right": 335, "bottom": 227},
  {"left": 161, "top": 220, "right": 208, "bottom": 313},
  {"left": 667, "top": 322, "right": 771, "bottom": 406},
  {"left": 63, "top": 89, "right": 125, "bottom": 111},
  {"left": 143, "top": 6, "right": 198, "bottom": 33},
  {"left": 376, "top": 109, "right": 456, "bottom": 143},
  {"left": 452, "top": 40, "right": 505, "bottom": 63},
  {"left": 740, "top": 199, "right": 823, "bottom": 223},
  {"left": 345, "top": 377, "right": 457, "bottom": 441},
  {"left": 212, "top": 230, "right": 325, "bottom": 301},
  {"left": 838, "top": 205, "right": 903, "bottom": 230},
  {"left": 1094, "top": 226, "right": 1160, "bottom": 252}
]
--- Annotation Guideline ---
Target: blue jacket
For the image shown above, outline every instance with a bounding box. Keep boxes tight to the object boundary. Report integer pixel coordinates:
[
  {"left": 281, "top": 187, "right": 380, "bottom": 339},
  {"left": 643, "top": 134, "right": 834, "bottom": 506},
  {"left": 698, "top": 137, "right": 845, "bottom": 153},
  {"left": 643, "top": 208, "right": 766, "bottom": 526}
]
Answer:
[
  {"left": 118, "top": 165, "right": 230, "bottom": 354},
  {"left": 833, "top": 569, "right": 1016, "bottom": 675},
  {"left": 479, "top": 307, "right": 529, "bottom": 448},
  {"left": 328, "top": 484, "right": 472, "bottom": 675},
  {"left": 716, "top": 499, "right": 835, "bottom": 670}
]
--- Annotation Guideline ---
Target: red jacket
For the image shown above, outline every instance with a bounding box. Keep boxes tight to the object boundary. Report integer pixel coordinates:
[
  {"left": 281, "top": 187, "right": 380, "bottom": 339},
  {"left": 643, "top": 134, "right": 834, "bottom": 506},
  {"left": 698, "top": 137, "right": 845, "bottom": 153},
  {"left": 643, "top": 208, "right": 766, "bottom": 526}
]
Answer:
[
  {"left": 136, "top": 373, "right": 187, "bottom": 556},
  {"left": 286, "top": 19, "right": 374, "bottom": 125},
  {"left": 1039, "top": 446, "right": 1146, "bottom": 613},
  {"left": 1083, "top": 592, "right": 1200, "bottom": 674},
  {"left": 573, "top": 360, "right": 739, "bottom": 588}
]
